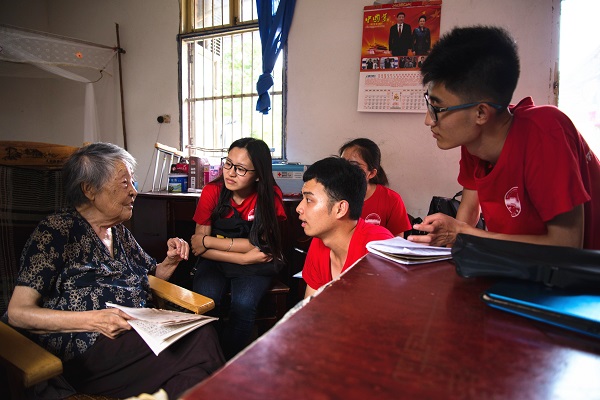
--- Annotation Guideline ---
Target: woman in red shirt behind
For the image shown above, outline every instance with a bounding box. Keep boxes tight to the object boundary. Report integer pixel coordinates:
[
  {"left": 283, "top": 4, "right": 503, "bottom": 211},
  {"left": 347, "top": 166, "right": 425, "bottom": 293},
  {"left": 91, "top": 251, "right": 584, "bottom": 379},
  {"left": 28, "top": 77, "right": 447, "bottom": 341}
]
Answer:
[
  {"left": 339, "top": 138, "right": 411, "bottom": 237},
  {"left": 190, "top": 138, "right": 286, "bottom": 359}
]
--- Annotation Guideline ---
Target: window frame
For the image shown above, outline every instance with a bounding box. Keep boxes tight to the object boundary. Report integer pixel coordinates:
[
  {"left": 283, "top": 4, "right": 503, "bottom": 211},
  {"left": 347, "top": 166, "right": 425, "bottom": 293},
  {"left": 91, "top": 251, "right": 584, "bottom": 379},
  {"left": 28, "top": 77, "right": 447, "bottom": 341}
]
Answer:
[{"left": 179, "top": 0, "right": 287, "bottom": 161}]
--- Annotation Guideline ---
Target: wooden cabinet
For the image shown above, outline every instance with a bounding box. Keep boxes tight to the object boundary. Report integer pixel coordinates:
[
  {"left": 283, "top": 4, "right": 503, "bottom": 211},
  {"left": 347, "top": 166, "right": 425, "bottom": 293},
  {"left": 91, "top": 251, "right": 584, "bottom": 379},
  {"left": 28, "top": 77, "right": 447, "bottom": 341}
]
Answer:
[{"left": 129, "top": 192, "right": 200, "bottom": 288}]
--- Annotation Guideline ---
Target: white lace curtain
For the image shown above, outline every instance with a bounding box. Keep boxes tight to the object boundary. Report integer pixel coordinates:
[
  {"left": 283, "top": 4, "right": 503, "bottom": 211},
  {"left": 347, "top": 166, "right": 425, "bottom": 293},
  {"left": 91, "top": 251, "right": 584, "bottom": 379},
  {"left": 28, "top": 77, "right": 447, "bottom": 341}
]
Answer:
[{"left": 0, "top": 24, "right": 119, "bottom": 142}]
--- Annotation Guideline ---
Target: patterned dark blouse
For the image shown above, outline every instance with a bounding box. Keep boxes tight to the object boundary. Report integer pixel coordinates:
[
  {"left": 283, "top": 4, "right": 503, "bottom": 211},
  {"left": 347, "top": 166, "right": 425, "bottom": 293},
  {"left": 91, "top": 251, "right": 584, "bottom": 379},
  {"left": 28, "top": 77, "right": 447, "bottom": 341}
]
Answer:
[{"left": 16, "top": 209, "right": 157, "bottom": 361}]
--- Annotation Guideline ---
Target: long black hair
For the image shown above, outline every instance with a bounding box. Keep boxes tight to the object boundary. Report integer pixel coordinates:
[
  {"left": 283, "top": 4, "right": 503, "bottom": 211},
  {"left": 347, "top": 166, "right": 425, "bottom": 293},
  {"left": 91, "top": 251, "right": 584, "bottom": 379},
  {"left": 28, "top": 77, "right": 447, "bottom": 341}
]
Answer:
[{"left": 211, "top": 138, "right": 283, "bottom": 261}]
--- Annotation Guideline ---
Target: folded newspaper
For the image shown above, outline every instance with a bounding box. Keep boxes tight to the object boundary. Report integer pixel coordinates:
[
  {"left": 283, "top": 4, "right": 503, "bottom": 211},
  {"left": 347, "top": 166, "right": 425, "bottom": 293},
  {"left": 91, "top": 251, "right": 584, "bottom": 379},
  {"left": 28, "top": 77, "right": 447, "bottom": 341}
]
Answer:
[
  {"left": 366, "top": 236, "right": 452, "bottom": 265},
  {"left": 106, "top": 303, "right": 218, "bottom": 356}
]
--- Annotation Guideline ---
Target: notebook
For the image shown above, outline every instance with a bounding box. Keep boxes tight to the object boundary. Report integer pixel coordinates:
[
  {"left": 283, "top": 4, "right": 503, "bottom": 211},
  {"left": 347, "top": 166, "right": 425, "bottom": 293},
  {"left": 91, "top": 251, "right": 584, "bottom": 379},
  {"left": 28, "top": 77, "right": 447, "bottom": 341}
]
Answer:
[{"left": 482, "top": 280, "right": 600, "bottom": 339}]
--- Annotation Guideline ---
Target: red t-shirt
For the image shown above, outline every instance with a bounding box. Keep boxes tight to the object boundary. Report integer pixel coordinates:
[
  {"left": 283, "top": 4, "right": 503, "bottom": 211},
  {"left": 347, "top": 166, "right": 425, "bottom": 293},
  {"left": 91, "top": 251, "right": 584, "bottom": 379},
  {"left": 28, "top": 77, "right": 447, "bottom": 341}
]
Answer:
[
  {"left": 193, "top": 182, "right": 287, "bottom": 225},
  {"left": 458, "top": 97, "right": 600, "bottom": 249},
  {"left": 362, "top": 184, "right": 411, "bottom": 235},
  {"left": 303, "top": 219, "right": 393, "bottom": 290}
]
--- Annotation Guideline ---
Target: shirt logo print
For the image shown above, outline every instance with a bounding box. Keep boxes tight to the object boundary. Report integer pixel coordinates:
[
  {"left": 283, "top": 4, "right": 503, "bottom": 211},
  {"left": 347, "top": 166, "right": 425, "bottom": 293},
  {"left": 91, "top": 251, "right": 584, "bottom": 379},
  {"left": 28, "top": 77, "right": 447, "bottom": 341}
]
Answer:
[
  {"left": 504, "top": 186, "right": 522, "bottom": 217},
  {"left": 365, "top": 213, "right": 382, "bottom": 225}
]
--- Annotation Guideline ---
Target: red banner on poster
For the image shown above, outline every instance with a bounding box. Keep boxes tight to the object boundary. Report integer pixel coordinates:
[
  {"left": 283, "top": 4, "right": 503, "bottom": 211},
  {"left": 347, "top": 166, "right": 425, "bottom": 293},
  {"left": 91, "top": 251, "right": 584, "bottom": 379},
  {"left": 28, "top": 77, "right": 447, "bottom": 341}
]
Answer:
[{"left": 358, "top": 1, "right": 442, "bottom": 113}]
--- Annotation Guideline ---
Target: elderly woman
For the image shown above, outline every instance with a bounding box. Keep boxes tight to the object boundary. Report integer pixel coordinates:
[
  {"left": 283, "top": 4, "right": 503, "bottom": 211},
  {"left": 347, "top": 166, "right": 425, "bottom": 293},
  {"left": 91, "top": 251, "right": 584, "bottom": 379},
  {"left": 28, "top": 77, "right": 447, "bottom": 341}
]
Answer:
[{"left": 6, "top": 143, "right": 224, "bottom": 399}]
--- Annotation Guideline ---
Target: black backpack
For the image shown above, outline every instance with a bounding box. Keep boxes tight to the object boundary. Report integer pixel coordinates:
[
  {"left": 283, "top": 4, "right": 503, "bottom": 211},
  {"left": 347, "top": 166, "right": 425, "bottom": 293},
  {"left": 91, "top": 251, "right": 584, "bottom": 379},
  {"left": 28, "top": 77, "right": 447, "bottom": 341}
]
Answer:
[{"left": 428, "top": 190, "right": 486, "bottom": 230}]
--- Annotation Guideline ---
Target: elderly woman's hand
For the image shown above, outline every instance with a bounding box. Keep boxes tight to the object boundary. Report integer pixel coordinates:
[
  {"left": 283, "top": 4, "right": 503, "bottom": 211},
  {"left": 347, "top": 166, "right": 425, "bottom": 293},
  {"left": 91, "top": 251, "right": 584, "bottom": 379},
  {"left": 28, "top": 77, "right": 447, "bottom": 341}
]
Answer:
[
  {"left": 166, "top": 237, "right": 190, "bottom": 262},
  {"left": 8, "top": 286, "right": 135, "bottom": 337},
  {"left": 154, "top": 237, "right": 189, "bottom": 280},
  {"left": 91, "top": 308, "right": 134, "bottom": 339}
]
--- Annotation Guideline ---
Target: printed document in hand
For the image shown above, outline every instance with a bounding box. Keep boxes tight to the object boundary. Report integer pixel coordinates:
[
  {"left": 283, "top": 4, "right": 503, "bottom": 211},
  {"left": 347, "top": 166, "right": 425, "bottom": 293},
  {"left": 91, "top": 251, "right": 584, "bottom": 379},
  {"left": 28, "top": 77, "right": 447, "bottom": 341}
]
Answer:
[
  {"left": 106, "top": 303, "right": 218, "bottom": 356},
  {"left": 366, "top": 236, "right": 452, "bottom": 265}
]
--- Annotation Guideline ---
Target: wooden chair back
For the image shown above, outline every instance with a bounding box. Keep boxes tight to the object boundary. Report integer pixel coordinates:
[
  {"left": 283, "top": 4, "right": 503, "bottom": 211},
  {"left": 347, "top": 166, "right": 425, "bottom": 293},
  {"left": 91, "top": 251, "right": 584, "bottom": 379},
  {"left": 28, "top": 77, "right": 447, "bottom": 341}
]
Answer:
[{"left": 0, "top": 141, "right": 79, "bottom": 316}]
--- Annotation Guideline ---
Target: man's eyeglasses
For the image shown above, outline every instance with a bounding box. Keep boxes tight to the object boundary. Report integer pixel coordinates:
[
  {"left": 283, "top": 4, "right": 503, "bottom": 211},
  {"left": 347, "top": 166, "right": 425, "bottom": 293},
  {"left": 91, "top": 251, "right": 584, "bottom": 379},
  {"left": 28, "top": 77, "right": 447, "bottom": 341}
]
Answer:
[
  {"left": 221, "top": 157, "right": 255, "bottom": 177},
  {"left": 423, "top": 92, "right": 504, "bottom": 122}
]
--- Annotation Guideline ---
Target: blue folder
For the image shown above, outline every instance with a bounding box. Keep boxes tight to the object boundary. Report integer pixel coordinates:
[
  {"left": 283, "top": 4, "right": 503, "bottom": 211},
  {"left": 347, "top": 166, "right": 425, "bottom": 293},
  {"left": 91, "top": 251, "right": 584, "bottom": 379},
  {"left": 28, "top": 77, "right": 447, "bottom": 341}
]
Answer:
[{"left": 482, "top": 280, "right": 600, "bottom": 339}]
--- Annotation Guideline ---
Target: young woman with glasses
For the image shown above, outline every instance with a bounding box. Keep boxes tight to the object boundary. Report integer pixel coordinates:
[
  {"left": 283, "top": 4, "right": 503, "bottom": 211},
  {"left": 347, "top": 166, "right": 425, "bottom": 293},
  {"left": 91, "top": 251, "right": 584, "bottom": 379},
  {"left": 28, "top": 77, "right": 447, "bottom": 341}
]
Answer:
[{"left": 190, "top": 138, "right": 286, "bottom": 359}]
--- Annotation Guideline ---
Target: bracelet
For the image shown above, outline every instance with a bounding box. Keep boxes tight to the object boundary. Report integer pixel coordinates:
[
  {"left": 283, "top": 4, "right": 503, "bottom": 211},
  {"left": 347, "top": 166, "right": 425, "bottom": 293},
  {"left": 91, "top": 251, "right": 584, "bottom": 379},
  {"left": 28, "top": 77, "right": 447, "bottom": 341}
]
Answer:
[
  {"left": 202, "top": 235, "right": 209, "bottom": 250},
  {"left": 226, "top": 237, "right": 234, "bottom": 252}
]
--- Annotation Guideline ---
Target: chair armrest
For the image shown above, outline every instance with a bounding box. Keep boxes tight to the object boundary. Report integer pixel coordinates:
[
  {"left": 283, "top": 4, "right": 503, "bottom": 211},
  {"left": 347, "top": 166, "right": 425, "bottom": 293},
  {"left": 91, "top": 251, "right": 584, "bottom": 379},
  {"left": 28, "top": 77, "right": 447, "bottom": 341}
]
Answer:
[
  {"left": 0, "top": 278, "right": 212, "bottom": 390},
  {"left": 0, "top": 321, "right": 63, "bottom": 387},
  {"left": 148, "top": 275, "right": 214, "bottom": 314}
]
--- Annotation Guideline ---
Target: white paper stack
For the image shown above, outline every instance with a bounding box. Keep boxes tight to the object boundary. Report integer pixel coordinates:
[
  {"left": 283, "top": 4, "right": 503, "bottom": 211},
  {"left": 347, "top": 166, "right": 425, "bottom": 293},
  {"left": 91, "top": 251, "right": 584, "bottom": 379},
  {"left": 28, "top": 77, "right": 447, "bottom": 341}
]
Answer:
[{"left": 366, "top": 236, "right": 452, "bottom": 265}]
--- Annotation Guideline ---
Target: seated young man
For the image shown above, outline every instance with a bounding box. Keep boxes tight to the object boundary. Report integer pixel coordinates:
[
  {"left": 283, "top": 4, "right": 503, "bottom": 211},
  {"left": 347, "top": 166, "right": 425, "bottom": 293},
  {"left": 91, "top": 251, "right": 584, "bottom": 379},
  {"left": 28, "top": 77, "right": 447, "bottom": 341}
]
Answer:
[
  {"left": 408, "top": 26, "right": 600, "bottom": 249},
  {"left": 297, "top": 157, "right": 393, "bottom": 298}
]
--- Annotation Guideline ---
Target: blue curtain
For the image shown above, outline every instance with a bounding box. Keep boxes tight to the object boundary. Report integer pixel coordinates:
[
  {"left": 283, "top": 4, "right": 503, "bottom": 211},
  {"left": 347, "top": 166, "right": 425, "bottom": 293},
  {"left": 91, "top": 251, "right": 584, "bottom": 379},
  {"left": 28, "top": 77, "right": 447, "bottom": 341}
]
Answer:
[{"left": 255, "top": 0, "right": 296, "bottom": 114}]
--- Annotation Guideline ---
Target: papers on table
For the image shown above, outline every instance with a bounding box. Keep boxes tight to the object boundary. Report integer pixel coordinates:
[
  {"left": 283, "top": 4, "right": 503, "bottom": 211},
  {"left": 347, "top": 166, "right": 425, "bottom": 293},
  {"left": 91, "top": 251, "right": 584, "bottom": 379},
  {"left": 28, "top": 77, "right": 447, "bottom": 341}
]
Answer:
[{"left": 366, "top": 236, "right": 452, "bottom": 265}]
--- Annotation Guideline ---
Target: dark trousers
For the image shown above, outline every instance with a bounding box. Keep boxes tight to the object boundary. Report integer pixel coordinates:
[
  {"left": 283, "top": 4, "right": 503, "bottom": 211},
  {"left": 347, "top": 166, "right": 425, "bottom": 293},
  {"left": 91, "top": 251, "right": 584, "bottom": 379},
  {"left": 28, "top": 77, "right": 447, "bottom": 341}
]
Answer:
[
  {"left": 193, "top": 258, "right": 274, "bottom": 359},
  {"left": 63, "top": 324, "right": 224, "bottom": 399}
]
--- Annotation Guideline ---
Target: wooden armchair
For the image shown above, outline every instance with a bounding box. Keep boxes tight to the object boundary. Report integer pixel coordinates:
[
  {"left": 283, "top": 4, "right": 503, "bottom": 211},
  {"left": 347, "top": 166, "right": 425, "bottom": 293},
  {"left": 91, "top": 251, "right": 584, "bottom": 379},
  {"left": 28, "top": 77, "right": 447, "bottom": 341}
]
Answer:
[
  {"left": 0, "top": 276, "right": 214, "bottom": 400},
  {"left": 0, "top": 141, "right": 215, "bottom": 399}
]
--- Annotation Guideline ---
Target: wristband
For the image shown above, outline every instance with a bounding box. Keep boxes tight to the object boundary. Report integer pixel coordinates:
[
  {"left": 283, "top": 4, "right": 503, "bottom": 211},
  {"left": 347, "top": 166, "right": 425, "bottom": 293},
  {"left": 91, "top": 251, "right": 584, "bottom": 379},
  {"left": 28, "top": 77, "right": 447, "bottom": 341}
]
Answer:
[{"left": 202, "top": 235, "right": 209, "bottom": 250}]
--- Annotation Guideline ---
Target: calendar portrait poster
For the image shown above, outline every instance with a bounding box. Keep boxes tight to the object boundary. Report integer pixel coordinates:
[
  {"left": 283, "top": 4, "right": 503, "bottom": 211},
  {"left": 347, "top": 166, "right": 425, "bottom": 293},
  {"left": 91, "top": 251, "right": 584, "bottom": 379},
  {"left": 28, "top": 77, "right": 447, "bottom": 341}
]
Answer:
[{"left": 358, "top": 1, "right": 442, "bottom": 113}]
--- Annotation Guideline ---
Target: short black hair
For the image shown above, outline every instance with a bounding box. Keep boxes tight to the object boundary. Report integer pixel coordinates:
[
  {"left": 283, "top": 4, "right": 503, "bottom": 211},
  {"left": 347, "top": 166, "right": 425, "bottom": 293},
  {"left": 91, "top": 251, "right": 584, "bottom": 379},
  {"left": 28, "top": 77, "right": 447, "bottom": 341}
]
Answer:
[
  {"left": 421, "top": 26, "right": 519, "bottom": 107},
  {"left": 303, "top": 157, "right": 366, "bottom": 220}
]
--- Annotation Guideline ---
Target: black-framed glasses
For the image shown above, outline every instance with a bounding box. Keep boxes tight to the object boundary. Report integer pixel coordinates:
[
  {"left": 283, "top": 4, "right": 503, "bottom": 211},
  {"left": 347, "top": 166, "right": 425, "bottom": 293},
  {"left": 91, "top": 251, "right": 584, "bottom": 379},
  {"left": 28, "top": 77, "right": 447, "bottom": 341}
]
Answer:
[
  {"left": 221, "top": 157, "right": 255, "bottom": 177},
  {"left": 424, "top": 92, "right": 504, "bottom": 122}
]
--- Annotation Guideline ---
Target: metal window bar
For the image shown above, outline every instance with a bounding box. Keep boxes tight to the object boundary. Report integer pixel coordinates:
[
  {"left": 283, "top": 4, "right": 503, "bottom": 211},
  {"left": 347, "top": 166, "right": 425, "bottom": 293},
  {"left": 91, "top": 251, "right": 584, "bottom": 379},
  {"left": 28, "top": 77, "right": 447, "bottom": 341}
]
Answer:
[{"left": 183, "top": 1, "right": 282, "bottom": 159}]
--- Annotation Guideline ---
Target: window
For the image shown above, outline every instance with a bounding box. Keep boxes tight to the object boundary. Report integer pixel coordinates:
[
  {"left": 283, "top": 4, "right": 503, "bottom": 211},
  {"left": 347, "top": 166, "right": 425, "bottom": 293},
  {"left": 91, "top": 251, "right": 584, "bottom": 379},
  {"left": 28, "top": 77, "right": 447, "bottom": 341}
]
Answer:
[
  {"left": 559, "top": 0, "right": 600, "bottom": 154},
  {"left": 180, "top": 0, "right": 285, "bottom": 160}
]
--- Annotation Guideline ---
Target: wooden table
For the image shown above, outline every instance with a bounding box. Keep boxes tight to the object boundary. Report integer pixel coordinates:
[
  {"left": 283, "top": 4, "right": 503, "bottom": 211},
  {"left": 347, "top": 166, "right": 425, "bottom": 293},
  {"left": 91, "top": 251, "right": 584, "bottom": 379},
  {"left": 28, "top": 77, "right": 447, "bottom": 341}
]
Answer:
[{"left": 182, "top": 254, "right": 600, "bottom": 400}]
